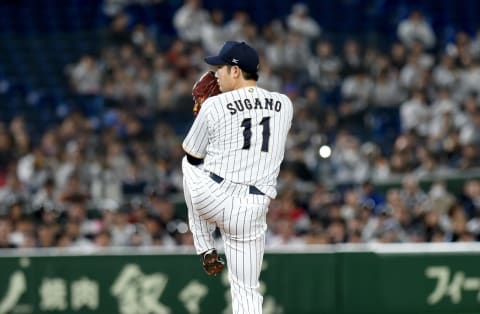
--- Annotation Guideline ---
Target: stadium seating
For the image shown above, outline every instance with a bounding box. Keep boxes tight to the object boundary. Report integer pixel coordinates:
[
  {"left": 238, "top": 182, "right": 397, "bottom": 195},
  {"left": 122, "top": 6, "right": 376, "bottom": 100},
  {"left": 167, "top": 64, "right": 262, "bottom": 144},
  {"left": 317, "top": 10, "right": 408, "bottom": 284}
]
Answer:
[{"left": 0, "top": 0, "right": 479, "bottom": 138}]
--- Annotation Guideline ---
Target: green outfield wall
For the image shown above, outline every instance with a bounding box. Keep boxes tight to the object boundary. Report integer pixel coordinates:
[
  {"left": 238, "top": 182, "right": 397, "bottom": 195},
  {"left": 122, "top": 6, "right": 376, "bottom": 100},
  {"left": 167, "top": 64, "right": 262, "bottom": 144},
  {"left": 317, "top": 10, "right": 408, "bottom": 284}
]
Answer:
[{"left": 0, "top": 244, "right": 479, "bottom": 314}]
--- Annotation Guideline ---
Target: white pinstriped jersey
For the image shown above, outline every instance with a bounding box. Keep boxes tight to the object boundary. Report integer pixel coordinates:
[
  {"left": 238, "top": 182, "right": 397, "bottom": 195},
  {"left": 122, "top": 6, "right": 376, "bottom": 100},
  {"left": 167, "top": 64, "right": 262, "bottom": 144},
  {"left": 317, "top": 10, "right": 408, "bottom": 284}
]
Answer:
[{"left": 182, "top": 86, "right": 293, "bottom": 198}]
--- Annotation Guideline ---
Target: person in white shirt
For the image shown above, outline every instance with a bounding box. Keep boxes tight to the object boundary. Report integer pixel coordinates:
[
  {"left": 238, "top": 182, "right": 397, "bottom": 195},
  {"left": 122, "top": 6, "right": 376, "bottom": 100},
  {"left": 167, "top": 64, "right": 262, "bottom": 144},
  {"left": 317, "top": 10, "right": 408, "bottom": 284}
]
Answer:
[
  {"left": 397, "top": 10, "right": 436, "bottom": 49},
  {"left": 173, "top": 0, "right": 209, "bottom": 43},
  {"left": 286, "top": 3, "right": 321, "bottom": 41}
]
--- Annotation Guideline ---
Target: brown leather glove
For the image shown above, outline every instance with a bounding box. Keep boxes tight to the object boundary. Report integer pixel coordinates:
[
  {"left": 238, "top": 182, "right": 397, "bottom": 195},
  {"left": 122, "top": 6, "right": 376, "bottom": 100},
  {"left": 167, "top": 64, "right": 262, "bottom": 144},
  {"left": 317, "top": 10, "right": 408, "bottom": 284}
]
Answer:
[{"left": 192, "top": 71, "right": 221, "bottom": 117}]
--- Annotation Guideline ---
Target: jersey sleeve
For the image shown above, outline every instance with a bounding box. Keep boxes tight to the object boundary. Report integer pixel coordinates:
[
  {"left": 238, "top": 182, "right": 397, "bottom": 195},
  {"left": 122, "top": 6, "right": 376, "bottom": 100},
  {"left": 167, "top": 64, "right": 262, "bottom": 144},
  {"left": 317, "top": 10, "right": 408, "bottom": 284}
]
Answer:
[{"left": 182, "top": 100, "right": 211, "bottom": 158}]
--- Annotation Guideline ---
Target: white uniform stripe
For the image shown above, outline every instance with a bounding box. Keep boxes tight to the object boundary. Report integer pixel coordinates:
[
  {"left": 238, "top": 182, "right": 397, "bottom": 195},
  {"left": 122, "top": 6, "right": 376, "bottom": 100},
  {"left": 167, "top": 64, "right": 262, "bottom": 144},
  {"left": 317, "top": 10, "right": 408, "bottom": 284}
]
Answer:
[
  {"left": 183, "top": 170, "right": 215, "bottom": 254},
  {"left": 196, "top": 199, "right": 217, "bottom": 213},
  {"left": 194, "top": 195, "right": 211, "bottom": 206},
  {"left": 240, "top": 208, "right": 247, "bottom": 312},
  {"left": 248, "top": 208, "right": 255, "bottom": 312},
  {"left": 225, "top": 91, "right": 236, "bottom": 178}
]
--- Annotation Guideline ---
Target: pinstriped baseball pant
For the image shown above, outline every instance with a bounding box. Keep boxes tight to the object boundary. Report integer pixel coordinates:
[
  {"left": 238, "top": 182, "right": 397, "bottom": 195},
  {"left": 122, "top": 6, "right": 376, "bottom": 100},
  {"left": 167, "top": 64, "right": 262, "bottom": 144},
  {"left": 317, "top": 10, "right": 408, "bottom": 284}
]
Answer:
[{"left": 182, "top": 157, "right": 269, "bottom": 314}]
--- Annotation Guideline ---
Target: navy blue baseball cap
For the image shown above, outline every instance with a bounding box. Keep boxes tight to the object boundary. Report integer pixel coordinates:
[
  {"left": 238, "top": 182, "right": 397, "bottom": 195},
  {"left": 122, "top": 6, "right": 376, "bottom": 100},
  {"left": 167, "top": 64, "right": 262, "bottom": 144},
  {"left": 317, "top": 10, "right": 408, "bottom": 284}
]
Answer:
[{"left": 204, "top": 41, "right": 259, "bottom": 73}]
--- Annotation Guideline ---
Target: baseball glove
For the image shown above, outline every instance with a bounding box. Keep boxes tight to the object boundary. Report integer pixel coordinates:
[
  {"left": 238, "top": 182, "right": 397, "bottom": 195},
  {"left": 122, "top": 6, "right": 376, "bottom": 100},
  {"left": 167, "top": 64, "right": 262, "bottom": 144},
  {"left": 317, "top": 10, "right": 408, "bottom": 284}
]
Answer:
[{"left": 192, "top": 71, "right": 221, "bottom": 116}]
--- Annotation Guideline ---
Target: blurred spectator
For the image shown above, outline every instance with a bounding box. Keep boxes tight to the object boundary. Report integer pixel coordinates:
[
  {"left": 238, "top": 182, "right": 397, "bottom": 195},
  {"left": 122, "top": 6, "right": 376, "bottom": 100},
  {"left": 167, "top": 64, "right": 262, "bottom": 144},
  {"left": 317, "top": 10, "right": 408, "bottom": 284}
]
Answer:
[
  {"left": 340, "top": 188, "right": 360, "bottom": 221},
  {"left": 307, "top": 39, "right": 341, "bottom": 92},
  {"left": 10, "top": 216, "right": 36, "bottom": 248},
  {"left": 62, "top": 219, "right": 93, "bottom": 249},
  {"left": 390, "top": 42, "right": 407, "bottom": 71},
  {"left": 68, "top": 55, "right": 102, "bottom": 95},
  {"left": 457, "top": 144, "right": 480, "bottom": 170},
  {"left": 302, "top": 84, "right": 325, "bottom": 122},
  {"left": 286, "top": 3, "right": 322, "bottom": 41},
  {"left": 361, "top": 142, "right": 391, "bottom": 181},
  {"left": 90, "top": 151, "right": 124, "bottom": 205},
  {"left": 268, "top": 191, "right": 310, "bottom": 235},
  {"left": 257, "top": 57, "right": 282, "bottom": 92},
  {"left": 400, "top": 88, "right": 430, "bottom": 136},
  {"left": 371, "top": 68, "right": 406, "bottom": 107},
  {"left": 32, "top": 177, "right": 61, "bottom": 211},
  {"left": 427, "top": 89, "right": 465, "bottom": 150},
  {"left": 339, "top": 66, "right": 373, "bottom": 121},
  {"left": 0, "top": 216, "right": 15, "bottom": 248},
  {"left": 460, "top": 180, "right": 480, "bottom": 219},
  {"left": 0, "top": 172, "right": 30, "bottom": 212},
  {"left": 399, "top": 175, "right": 428, "bottom": 217},
  {"left": 17, "top": 145, "right": 51, "bottom": 192},
  {"left": 200, "top": 9, "right": 227, "bottom": 54},
  {"left": 37, "top": 223, "right": 58, "bottom": 247},
  {"left": 307, "top": 184, "right": 337, "bottom": 219},
  {"left": 243, "top": 22, "right": 265, "bottom": 53},
  {"left": 327, "top": 218, "right": 348, "bottom": 244},
  {"left": 427, "top": 181, "right": 456, "bottom": 216},
  {"left": 471, "top": 28, "right": 480, "bottom": 58},
  {"left": 397, "top": 10, "right": 436, "bottom": 49},
  {"left": 422, "top": 210, "right": 446, "bottom": 242},
  {"left": 261, "top": 20, "right": 287, "bottom": 72},
  {"left": 134, "top": 65, "right": 156, "bottom": 108},
  {"left": 330, "top": 132, "right": 369, "bottom": 184},
  {"left": 0, "top": 125, "right": 14, "bottom": 186},
  {"left": 362, "top": 203, "right": 407, "bottom": 243},
  {"left": 131, "top": 23, "right": 150, "bottom": 48},
  {"left": 109, "top": 204, "right": 135, "bottom": 246},
  {"left": 359, "top": 180, "right": 385, "bottom": 215},
  {"left": 283, "top": 32, "right": 310, "bottom": 74},
  {"left": 304, "top": 225, "right": 330, "bottom": 244},
  {"left": 147, "top": 191, "right": 184, "bottom": 239},
  {"left": 224, "top": 10, "right": 250, "bottom": 42},
  {"left": 432, "top": 54, "right": 457, "bottom": 90},
  {"left": 95, "top": 229, "right": 112, "bottom": 247},
  {"left": 459, "top": 110, "right": 480, "bottom": 146},
  {"left": 106, "top": 12, "right": 131, "bottom": 47},
  {"left": 413, "top": 147, "right": 452, "bottom": 178},
  {"left": 447, "top": 203, "right": 469, "bottom": 242},
  {"left": 58, "top": 173, "right": 90, "bottom": 206},
  {"left": 267, "top": 218, "right": 306, "bottom": 247},
  {"left": 341, "top": 39, "right": 363, "bottom": 77},
  {"left": 446, "top": 31, "right": 473, "bottom": 72},
  {"left": 173, "top": 0, "right": 209, "bottom": 43},
  {"left": 399, "top": 51, "right": 428, "bottom": 90},
  {"left": 10, "top": 117, "right": 32, "bottom": 158},
  {"left": 103, "top": 0, "right": 163, "bottom": 17}
]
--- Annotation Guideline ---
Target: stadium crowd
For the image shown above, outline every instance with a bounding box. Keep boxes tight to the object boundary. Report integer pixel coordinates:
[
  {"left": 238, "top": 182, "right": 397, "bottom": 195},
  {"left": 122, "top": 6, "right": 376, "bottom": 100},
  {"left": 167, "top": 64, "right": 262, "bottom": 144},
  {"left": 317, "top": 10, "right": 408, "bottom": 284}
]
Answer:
[{"left": 1, "top": 1, "right": 480, "bottom": 250}]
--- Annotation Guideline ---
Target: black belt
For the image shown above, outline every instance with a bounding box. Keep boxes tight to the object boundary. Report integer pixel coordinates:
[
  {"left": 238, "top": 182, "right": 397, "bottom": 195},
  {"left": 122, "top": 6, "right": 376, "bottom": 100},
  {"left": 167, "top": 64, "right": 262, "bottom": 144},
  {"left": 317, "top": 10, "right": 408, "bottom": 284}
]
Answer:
[{"left": 209, "top": 172, "right": 265, "bottom": 196}]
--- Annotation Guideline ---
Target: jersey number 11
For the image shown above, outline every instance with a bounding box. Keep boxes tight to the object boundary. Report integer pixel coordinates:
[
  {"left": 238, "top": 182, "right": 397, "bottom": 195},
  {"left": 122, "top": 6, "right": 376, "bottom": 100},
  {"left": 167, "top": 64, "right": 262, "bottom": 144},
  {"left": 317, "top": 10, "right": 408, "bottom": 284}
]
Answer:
[{"left": 241, "top": 117, "right": 270, "bottom": 152}]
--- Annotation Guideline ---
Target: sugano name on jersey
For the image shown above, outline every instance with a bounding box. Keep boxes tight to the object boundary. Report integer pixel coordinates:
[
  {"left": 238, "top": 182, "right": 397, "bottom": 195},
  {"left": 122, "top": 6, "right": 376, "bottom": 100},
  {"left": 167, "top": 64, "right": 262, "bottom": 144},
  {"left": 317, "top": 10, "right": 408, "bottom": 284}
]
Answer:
[{"left": 226, "top": 97, "right": 283, "bottom": 115}]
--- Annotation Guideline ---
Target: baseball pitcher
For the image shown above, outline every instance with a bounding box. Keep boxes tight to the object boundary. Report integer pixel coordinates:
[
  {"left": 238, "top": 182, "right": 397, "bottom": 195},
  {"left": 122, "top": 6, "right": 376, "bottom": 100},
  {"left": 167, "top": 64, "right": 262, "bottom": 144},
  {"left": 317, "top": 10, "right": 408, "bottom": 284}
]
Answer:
[{"left": 182, "top": 41, "right": 293, "bottom": 313}]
